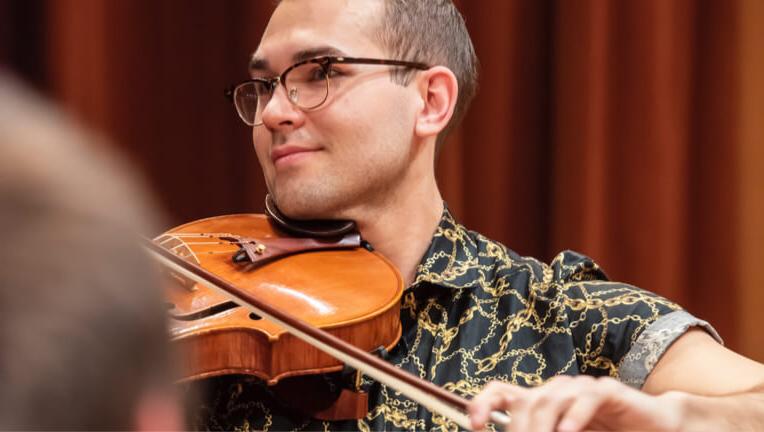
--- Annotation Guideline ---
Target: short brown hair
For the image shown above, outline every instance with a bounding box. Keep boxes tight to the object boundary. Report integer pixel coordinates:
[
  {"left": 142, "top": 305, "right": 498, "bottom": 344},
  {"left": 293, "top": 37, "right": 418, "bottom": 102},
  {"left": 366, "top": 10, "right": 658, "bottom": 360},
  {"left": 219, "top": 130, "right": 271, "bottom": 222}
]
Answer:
[
  {"left": 374, "top": 0, "right": 479, "bottom": 151},
  {"left": 275, "top": 0, "right": 480, "bottom": 152}
]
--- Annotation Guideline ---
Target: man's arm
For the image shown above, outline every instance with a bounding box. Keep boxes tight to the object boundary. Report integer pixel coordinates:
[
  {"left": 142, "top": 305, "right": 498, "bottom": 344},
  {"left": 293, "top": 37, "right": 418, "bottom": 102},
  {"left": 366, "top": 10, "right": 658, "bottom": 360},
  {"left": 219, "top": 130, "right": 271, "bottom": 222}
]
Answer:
[
  {"left": 643, "top": 328, "right": 764, "bottom": 395},
  {"left": 642, "top": 328, "right": 764, "bottom": 430},
  {"left": 468, "top": 328, "right": 764, "bottom": 431}
]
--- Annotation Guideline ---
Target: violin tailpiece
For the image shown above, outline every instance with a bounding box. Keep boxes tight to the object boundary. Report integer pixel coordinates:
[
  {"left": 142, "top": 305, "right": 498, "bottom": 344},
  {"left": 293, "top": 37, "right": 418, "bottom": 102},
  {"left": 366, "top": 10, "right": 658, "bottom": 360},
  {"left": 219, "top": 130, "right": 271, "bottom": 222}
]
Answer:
[{"left": 230, "top": 234, "right": 362, "bottom": 267}]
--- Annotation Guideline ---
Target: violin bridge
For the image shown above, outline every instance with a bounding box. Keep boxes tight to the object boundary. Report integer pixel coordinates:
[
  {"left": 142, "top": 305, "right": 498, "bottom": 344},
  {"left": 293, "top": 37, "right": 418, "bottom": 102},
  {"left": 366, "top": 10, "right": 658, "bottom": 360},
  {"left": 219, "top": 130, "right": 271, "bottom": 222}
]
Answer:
[{"left": 154, "top": 233, "right": 206, "bottom": 291}]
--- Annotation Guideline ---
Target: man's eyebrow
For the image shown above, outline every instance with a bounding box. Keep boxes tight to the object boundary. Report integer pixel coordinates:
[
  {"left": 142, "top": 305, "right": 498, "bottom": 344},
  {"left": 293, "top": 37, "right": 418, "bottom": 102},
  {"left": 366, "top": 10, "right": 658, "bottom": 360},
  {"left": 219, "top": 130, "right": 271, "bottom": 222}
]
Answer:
[
  {"left": 248, "top": 46, "right": 348, "bottom": 74},
  {"left": 291, "top": 46, "right": 347, "bottom": 63},
  {"left": 249, "top": 56, "right": 270, "bottom": 73}
]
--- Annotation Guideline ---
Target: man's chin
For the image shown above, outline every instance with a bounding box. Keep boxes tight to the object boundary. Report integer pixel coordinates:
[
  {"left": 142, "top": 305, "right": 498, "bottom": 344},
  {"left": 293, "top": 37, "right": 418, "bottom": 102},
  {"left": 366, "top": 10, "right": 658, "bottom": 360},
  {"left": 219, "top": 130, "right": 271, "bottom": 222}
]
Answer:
[{"left": 270, "top": 188, "right": 336, "bottom": 221}]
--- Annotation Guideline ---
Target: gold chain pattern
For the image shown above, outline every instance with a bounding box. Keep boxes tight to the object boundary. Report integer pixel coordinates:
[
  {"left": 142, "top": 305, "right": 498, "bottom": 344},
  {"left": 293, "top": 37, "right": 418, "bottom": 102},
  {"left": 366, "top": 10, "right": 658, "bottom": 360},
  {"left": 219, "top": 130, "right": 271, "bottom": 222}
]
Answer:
[{"left": 196, "top": 207, "right": 680, "bottom": 431}]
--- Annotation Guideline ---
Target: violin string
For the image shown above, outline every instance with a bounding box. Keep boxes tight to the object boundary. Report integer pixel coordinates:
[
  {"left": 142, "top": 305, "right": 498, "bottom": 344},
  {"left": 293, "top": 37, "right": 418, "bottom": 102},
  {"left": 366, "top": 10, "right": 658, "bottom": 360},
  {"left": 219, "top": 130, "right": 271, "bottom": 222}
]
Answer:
[
  {"left": 157, "top": 234, "right": 240, "bottom": 256},
  {"left": 168, "top": 245, "right": 239, "bottom": 255},
  {"left": 165, "top": 232, "right": 240, "bottom": 239},
  {"left": 173, "top": 241, "right": 231, "bottom": 245},
  {"left": 154, "top": 233, "right": 182, "bottom": 244}
]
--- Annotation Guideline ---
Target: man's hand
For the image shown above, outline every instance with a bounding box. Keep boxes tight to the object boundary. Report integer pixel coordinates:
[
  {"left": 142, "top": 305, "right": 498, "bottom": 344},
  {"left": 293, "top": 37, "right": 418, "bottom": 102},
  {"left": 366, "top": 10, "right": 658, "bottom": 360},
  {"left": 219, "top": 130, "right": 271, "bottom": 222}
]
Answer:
[
  {"left": 467, "top": 330, "right": 764, "bottom": 431},
  {"left": 467, "top": 376, "right": 685, "bottom": 432}
]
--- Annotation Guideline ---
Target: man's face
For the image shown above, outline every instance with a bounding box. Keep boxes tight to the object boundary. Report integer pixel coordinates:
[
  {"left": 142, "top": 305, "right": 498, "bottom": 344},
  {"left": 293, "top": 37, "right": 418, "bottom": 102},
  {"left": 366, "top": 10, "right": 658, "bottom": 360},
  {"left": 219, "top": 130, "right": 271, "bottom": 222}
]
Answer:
[{"left": 251, "top": 0, "right": 419, "bottom": 219}]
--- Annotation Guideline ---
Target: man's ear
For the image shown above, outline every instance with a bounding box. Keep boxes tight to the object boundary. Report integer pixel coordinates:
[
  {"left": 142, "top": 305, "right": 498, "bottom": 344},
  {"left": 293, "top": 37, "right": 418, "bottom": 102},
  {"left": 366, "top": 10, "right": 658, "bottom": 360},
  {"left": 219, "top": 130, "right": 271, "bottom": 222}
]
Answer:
[{"left": 414, "top": 66, "right": 459, "bottom": 139}]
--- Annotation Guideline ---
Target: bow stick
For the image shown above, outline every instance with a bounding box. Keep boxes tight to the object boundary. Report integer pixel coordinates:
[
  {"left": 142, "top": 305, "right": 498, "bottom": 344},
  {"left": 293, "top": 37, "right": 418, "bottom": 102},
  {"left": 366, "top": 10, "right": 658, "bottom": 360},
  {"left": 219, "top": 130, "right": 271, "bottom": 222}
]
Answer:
[{"left": 143, "top": 237, "right": 511, "bottom": 430}]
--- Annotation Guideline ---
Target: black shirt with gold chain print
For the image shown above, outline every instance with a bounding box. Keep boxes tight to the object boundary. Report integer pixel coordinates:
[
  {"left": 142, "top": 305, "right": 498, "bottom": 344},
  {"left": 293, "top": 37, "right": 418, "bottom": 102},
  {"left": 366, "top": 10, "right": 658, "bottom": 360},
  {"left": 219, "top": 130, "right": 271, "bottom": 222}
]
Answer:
[{"left": 193, "top": 205, "right": 719, "bottom": 431}]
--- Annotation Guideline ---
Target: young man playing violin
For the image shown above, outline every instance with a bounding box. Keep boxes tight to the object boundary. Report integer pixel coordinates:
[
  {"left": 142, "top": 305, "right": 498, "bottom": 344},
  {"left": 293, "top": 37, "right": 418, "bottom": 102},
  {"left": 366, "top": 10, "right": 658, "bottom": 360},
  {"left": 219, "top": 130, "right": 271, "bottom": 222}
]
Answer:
[{"left": 197, "top": 0, "right": 764, "bottom": 430}]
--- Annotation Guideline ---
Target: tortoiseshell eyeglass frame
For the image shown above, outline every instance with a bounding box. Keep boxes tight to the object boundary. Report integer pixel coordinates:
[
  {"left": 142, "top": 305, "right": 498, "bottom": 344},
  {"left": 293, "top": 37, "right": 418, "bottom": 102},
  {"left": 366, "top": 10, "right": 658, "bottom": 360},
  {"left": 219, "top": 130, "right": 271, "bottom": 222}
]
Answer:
[{"left": 225, "top": 56, "right": 431, "bottom": 126}]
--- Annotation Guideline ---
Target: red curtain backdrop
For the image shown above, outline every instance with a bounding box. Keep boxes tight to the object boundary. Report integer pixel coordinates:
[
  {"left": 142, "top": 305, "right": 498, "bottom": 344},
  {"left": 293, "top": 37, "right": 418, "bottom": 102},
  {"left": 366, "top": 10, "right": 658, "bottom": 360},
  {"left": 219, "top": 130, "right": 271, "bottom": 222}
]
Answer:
[{"left": 2, "top": 0, "right": 762, "bottom": 361}]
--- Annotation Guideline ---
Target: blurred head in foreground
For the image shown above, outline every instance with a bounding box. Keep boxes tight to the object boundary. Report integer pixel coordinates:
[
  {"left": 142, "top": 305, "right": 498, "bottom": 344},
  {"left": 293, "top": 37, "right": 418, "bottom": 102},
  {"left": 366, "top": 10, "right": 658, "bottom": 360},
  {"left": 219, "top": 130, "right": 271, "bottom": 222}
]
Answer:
[{"left": 0, "top": 73, "right": 181, "bottom": 430}]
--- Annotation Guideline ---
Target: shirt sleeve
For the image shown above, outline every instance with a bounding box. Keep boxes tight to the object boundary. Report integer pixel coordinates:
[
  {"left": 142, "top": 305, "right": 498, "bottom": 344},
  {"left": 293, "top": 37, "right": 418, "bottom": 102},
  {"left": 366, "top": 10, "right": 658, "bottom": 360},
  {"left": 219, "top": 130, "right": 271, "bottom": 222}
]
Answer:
[
  {"left": 549, "top": 250, "right": 722, "bottom": 388},
  {"left": 618, "top": 310, "right": 722, "bottom": 388}
]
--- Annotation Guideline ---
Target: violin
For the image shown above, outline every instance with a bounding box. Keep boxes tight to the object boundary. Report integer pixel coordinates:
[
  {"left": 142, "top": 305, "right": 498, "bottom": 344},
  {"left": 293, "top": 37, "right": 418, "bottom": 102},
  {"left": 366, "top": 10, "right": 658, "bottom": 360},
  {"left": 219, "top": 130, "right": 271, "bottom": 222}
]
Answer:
[
  {"left": 158, "top": 212, "right": 402, "bottom": 380},
  {"left": 144, "top": 197, "right": 509, "bottom": 429}
]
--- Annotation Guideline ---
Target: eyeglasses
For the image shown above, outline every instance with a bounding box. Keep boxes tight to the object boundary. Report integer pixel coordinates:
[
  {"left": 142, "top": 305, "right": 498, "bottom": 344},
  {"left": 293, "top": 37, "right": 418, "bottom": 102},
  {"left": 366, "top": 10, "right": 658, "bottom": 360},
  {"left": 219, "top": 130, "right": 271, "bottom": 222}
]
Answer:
[{"left": 225, "top": 56, "right": 430, "bottom": 126}]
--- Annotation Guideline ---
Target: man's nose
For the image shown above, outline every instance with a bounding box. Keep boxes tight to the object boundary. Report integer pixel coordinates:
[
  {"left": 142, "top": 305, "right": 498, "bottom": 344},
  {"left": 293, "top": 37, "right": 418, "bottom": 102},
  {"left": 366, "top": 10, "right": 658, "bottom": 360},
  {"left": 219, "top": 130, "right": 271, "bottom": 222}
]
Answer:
[{"left": 260, "top": 85, "right": 305, "bottom": 130}]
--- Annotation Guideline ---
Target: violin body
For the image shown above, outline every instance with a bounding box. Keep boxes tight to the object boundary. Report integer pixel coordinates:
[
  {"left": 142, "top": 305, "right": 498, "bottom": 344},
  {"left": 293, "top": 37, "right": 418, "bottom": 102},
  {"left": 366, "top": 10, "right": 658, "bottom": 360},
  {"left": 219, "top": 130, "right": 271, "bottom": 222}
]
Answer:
[{"left": 156, "top": 214, "right": 404, "bottom": 386}]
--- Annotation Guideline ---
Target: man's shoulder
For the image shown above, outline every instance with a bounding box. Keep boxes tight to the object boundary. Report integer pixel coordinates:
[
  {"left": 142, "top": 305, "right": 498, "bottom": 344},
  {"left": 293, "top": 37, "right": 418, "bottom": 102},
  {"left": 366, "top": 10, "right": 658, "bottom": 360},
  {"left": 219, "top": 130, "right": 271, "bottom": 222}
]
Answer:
[
  {"left": 467, "top": 227, "right": 611, "bottom": 291},
  {"left": 414, "top": 207, "right": 613, "bottom": 293},
  {"left": 470, "top": 228, "right": 671, "bottom": 307}
]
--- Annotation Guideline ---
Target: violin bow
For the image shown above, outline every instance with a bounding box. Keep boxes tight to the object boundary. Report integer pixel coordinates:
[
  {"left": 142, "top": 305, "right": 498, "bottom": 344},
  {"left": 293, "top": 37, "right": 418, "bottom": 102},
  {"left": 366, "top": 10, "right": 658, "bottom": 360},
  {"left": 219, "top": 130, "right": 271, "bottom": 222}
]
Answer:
[{"left": 143, "top": 237, "right": 511, "bottom": 430}]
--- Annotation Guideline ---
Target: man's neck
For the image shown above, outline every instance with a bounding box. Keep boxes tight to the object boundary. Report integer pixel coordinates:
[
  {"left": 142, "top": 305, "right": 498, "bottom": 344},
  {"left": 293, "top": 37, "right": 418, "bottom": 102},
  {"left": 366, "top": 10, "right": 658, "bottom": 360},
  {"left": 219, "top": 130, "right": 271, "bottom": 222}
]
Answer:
[{"left": 351, "top": 178, "right": 444, "bottom": 288}]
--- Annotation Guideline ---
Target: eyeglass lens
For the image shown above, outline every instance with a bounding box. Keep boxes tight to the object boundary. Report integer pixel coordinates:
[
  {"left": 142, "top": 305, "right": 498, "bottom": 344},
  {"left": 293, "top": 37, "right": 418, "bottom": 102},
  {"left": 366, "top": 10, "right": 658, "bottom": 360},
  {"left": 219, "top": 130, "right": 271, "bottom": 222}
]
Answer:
[{"left": 234, "top": 62, "right": 330, "bottom": 126}]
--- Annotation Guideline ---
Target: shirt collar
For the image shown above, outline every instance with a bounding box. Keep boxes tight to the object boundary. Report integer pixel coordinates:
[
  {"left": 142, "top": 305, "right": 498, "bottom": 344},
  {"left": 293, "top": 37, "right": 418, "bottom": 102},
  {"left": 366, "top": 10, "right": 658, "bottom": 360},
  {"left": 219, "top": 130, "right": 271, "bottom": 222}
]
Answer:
[{"left": 411, "top": 204, "right": 483, "bottom": 290}]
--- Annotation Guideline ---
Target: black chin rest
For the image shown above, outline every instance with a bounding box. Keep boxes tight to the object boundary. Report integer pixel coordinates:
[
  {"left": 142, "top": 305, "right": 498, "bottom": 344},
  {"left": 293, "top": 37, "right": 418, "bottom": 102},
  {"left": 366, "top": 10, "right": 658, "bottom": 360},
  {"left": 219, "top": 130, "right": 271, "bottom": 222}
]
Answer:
[{"left": 264, "top": 194, "right": 357, "bottom": 238}]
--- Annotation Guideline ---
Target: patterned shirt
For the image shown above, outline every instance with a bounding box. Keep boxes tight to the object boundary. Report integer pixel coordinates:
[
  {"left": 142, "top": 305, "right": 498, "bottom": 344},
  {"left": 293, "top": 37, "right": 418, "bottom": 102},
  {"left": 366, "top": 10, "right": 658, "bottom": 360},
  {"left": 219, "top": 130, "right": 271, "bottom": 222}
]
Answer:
[{"left": 195, "top": 206, "right": 720, "bottom": 431}]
